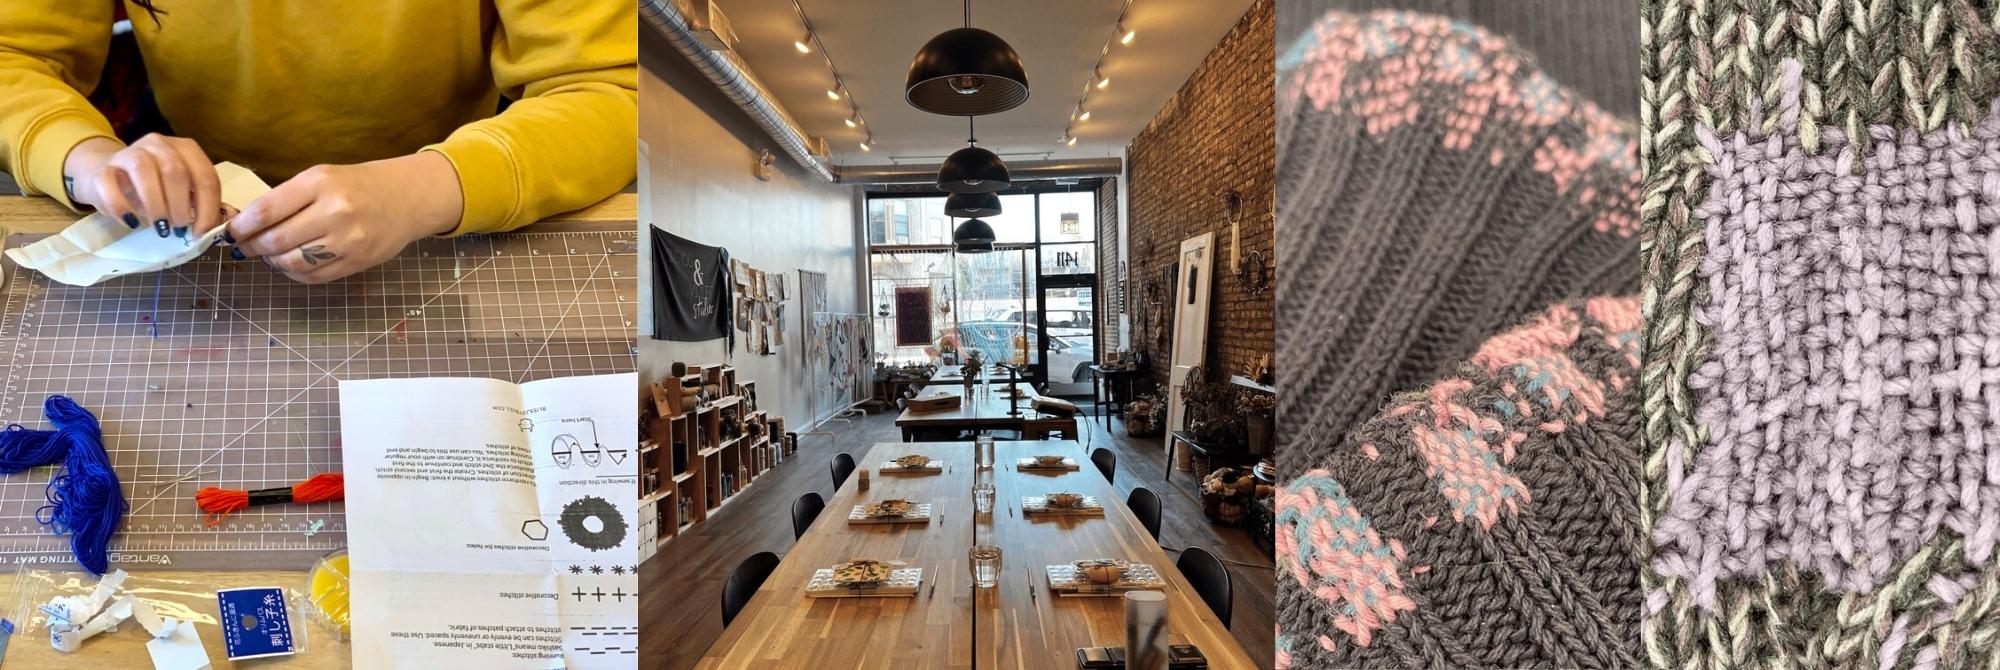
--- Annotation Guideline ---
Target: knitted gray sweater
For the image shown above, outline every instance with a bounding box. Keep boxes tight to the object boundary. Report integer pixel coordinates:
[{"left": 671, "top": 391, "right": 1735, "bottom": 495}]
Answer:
[
  {"left": 1275, "top": 10, "right": 1643, "bottom": 668},
  {"left": 1276, "top": 9, "right": 1641, "bottom": 469}
]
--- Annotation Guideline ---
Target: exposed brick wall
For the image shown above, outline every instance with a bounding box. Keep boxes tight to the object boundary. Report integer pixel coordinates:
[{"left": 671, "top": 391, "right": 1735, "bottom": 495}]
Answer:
[
  {"left": 1095, "top": 176, "right": 1120, "bottom": 356},
  {"left": 1124, "top": 0, "right": 1275, "bottom": 392}
]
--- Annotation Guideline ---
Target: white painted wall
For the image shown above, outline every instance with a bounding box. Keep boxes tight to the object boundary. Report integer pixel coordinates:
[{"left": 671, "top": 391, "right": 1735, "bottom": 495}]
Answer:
[{"left": 637, "top": 30, "right": 862, "bottom": 434}]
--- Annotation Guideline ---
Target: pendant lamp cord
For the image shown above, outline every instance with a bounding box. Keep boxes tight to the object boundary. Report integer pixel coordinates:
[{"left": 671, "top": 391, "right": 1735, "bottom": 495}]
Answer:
[
  {"left": 967, "top": 117, "right": 977, "bottom": 147},
  {"left": 963, "top": 0, "right": 970, "bottom": 27}
]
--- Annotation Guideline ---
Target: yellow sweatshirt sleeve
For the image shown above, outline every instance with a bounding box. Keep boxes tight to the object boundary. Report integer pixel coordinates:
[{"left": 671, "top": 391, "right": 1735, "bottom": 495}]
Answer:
[
  {"left": 0, "top": 3, "right": 118, "bottom": 211},
  {"left": 428, "top": 0, "right": 638, "bottom": 235}
]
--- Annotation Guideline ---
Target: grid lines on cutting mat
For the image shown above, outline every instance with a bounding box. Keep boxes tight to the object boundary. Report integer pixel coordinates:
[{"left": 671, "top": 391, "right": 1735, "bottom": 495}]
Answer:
[{"left": 0, "top": 228, "right": 637, "bottom": 571}]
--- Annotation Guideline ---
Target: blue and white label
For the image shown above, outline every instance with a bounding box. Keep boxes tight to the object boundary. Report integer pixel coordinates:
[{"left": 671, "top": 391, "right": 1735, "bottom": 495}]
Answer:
[{"left": 216, "top": 587, "right": 294, "bottom": 660}]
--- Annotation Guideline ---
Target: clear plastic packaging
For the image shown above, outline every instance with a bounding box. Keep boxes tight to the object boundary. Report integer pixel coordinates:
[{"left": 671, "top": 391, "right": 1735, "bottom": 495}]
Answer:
[
  {"left": 304, "top": 549, "right": 351, "bottom": 641},
  {"left": 9, "top": 567, "right": 320, "bottom": 666}
]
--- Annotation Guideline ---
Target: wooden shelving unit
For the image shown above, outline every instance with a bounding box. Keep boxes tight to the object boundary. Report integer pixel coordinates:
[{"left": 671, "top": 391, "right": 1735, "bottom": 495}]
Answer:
[{"left": 638, "top": 363, "right": 799, "bottom": 563}]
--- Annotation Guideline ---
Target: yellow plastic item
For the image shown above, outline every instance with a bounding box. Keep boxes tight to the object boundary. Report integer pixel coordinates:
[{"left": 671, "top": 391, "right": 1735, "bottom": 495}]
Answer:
[{"left": 305, "top": 549, "right": 351, "bottom": 639}]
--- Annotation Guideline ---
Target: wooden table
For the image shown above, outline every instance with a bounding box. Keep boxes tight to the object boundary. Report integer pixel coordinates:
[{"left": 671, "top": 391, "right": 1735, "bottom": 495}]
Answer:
[
  {"left": 978, "top": 441, "right": 1255, "bottom": 669},
  {"left": 699, "top": 440, "right": 1253, "bottom": 669},
  {"left": 0, "top": 192, "right": 635, "bottom": 669},
  {"left": 698, "top": 441, "right": 977, "bottom": 669},
  {"left": 1089, "top": 364, "right": 1150, "bottom": 429},
  {"left": 895, "top": 383, "right": 1078, "bottom": 442}
]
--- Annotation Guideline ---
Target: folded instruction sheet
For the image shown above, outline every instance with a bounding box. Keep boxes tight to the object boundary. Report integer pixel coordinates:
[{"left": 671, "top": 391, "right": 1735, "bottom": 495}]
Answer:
[{"left": 341, "top": 373, "right": 639, "bottom": 669}]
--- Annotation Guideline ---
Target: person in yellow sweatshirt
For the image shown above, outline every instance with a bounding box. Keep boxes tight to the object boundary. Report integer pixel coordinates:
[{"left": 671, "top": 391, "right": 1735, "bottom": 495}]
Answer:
[{"left": 0, "top": 1, "right": 636, "bottom": 283}]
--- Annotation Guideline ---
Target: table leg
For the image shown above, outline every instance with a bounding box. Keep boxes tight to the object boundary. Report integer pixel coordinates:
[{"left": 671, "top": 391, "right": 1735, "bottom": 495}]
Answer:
[
  {"left": 1094, "top": 371, "right": 1105, "bottom": 429},
  {"left": 1164, "top": 435, "right": 1176, "bottom": 483}
]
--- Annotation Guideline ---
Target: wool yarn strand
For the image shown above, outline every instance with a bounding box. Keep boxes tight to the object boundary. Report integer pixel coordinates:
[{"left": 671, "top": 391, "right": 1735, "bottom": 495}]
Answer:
[{"left": 0, "top": 395, "right": 126, "bottom": 575}]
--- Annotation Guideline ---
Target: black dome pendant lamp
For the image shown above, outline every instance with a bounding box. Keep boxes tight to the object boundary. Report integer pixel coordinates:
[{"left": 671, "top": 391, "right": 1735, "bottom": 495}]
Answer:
[
  {"left": 906, "top": 0, "right": 1029, "bottom": 116},
  {"left": 938, "top": 117, "right": 1010, "bottom": 193},
  {"left": 952, "top": 218, "right": 997, "bottom": 253},
  {"left": 945, "top": 191, "right": 1002, "bottom": 218}
]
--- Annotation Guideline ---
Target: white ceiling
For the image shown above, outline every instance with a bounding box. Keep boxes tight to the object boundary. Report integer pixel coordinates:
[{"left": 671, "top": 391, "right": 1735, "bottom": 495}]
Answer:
[{"left": 712, "top": 0, "right": 1256, "bottom": 167}]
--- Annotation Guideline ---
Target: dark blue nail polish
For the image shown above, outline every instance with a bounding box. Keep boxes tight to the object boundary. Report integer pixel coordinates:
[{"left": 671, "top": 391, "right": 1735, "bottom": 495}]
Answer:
[
  {"left": 154, "top": 220, "right": 170, "bottom": 237},
  {"left": 122, "top": 213, "right": 141, "bottom": 229},
  {"left": 174, "top": 226, "right": 187, "bottom": 239},
  {"left": 221, "top": 232, "right": 236, "bottom": 244},
  {"left": 229, "top": 248, "right": 245, "bottom": 261}
]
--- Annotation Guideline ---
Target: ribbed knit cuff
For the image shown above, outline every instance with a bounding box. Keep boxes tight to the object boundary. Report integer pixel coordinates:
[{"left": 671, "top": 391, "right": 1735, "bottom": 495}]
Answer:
[{"left": 426, "top": 128, "right": 521, "bottom": 236}]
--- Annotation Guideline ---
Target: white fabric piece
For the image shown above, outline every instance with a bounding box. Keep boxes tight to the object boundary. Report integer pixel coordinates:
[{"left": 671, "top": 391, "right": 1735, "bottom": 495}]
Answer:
[
  {"left": 145, "top": 620, "right": 211, "bottom": 670},
  {"left": 4, "top": 163, "right": 270, "bottom": 286}
]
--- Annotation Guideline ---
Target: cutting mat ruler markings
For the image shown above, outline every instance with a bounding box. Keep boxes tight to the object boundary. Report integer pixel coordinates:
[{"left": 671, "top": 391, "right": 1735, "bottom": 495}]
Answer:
[{"left": 0, "top": 223, "right": 637, "bottom": 571}]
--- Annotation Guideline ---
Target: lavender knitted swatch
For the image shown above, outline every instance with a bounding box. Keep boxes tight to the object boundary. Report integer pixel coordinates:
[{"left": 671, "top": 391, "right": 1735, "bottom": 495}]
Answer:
[
  {"left": 1653, "top": 61, "right": 2000, "bottom": 604},
  {"left": 1641, "top": 1, "right": 2000, "bottom": 666},
  {"left": 1276, "top": 296, "right": 1643, "bottom": 669}
]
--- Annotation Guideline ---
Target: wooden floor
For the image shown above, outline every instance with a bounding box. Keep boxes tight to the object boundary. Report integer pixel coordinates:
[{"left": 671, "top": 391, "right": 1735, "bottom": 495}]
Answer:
[{"left": 637, "top": 408, "right": 1276, "bottom": 669}]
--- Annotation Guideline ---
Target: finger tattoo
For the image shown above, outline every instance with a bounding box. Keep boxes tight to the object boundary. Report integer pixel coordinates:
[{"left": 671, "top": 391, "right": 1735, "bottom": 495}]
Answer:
[{"left": 300, "top": 245, "right": 338, "bottom": 266}]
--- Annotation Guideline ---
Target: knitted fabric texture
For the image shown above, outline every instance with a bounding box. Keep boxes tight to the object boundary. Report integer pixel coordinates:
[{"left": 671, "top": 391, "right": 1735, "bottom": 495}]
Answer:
[
  {"left": 1276, "top": 10, "right": 1642, "bottom": 467},
  {"left": 1641, "top": 1, "right": 2000, "bottom": 668},
  {"left": 1275, "top": 296, "right": 1643, "bottom": 669}
]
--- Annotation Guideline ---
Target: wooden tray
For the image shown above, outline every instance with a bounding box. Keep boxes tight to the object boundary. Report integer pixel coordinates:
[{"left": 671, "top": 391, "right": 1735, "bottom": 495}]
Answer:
[
  {"left": 1021, "top": 496, "right": 1105, "bottom": 516},
  {"left": 1016, "top": 457, "right": 1079, "bottom": 472},
  {"left": 1045, "top": 563, "right": 1168, "bottom": 595},
  {"left": 847, "top": 503, "right": 934, "bottom": 525},
  {"left": 805, "top": 568, "right": 923, "bottom": 598},
  {"left": 878, "top": 462, "right": 943, "bottom": 475},
  {"left": 905, "top": 393, "right": 962, "bottom": 412}
]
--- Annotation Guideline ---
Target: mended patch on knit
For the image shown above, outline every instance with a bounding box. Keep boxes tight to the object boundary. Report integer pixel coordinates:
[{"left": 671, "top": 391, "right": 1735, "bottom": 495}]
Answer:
[
  {"left": 1282, "top": 10, "right": 1639, "bottom": 238},
  {"left": 1277, "top": 298, "right": 1641, "bottom": 668},
  {"left": 1652, "top": 60, "right": 2000, "bottom": 605}
]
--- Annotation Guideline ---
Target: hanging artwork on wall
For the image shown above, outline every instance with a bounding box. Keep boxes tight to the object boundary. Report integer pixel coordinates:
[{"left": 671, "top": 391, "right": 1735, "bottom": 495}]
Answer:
[
  {"left": 649, "top": 227, "right": 732, "bottom": 343},
  {"left": 893, "top": 286, "right": 934, "bottom": 347},
  {"left": 799, "top": 271, "right": 828, "bottom": 367},
  {"left": 727, "top": 259, "right": 788, "bottom": 356}
]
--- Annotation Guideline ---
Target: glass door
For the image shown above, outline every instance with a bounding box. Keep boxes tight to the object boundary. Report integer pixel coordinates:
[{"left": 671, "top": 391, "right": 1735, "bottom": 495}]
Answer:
[{"left": 1037, "top": 276, "right": 1096, "bottom": 397}]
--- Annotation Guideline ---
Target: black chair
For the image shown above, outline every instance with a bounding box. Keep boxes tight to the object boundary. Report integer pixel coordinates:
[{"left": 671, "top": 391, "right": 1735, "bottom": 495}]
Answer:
[
  {"left": 830, "top": 452, "right": 856, "bottom": 488},
  {"left": 721, "top": 551, "right": 782, "bottom": 626},
  {"left": 1176, "top": 546, "right": 1232, "bottom": 628},
  {"left": 791, "top": 492, "right": 826, "bottom": 540},
  {"left": 1091, "top": 447, "right": 1116, "bottom": 483},
  {"left": 1127, "top": 487, "right": 1161, "bottom": 542}
]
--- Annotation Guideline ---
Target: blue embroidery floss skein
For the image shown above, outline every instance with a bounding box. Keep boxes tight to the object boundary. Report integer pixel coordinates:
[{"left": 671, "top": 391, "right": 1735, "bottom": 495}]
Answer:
[{"left": 0, "top": 395, "right": 126, "bottom": 575}]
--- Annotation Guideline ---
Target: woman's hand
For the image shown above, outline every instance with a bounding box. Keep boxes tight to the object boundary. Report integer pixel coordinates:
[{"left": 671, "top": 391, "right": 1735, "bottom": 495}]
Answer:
[
  {"left": 63, "top": 134, "right": 223, "bottom": 238},
  {"left": 227, "top": 152, "right": 464, "bottom": 284}
]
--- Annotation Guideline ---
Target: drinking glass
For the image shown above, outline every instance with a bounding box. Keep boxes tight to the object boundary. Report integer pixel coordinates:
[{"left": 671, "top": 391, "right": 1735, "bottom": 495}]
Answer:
[
  {"left": 975, "top": 435, "right": 996, "bottom": 470},
  {"left": 969, "top": 545, "right": 1002, "bottom": 589},
  {"left": 973, "top": 482, "right": 996, "bottom": 516}
]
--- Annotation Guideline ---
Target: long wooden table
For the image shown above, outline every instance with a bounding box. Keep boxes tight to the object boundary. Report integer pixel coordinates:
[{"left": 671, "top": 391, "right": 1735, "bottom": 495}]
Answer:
[
  {"left": 0, "top": 192, "right": 635, "bottom": 669},
  {"left": 698, "top": 441, "right": 1255, "bottom": 669},
  {"left": 895, "top": 382, "right": 1078, "bottom": 442}
]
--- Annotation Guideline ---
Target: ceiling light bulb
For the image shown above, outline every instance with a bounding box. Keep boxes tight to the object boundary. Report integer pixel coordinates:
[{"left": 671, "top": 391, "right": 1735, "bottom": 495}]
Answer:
[
  {"left": 1066, "top": 135, "right": 1078, "bottom": 146},
  {"left": 845, "top": 117, "right": 858, "bottom": 128},
  {"left": 948, "top": 74, "right": 988, "bottom": 95},
  {"left": 794, "top": 40, "right": 812, "bottom": 54},
  {"left": 859, "top": 140, "right": 872, "bottom": 152},
  {"left": 1097, "top": 76, "right": 1110, "bottom": 89},
  {"left": 826, "top": 89, "right": 842, "bottom": 100},
  {"left": 1078, "top": 111, "right": 1091, "bottom": 122},
  {"left": 1122, "top": 30, "right": 1136, "bottom": 45}
]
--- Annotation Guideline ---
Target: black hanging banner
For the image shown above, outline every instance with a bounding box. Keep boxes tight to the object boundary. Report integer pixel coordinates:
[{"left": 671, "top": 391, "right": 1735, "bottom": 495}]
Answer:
[{"left": 650, "top": 227, "right": 733, "bottom": 343}]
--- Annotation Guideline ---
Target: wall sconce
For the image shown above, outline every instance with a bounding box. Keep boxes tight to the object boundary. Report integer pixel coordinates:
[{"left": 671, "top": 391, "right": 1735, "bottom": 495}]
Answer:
[
  {"left": 754, "top": 149, "right": 776, "bottom": 181},
  {"left": 1224, "top": 190, "right": 1270, "bottom": 296}
]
